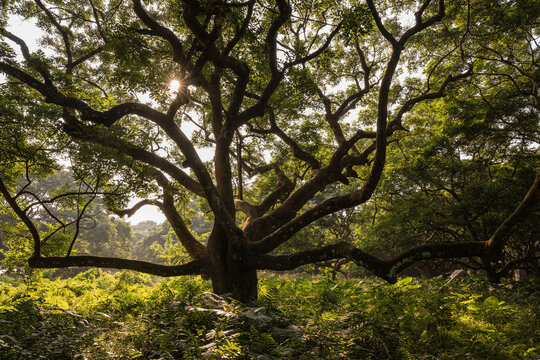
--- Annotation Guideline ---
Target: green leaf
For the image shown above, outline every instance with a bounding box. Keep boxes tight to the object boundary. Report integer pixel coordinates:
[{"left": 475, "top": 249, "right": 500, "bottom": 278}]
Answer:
[
  {"left": 396, "top": 277, "right": 413, "bottom": 286},
  {"left": 483, "top": 296, "right": 500, "bottom": 307}
]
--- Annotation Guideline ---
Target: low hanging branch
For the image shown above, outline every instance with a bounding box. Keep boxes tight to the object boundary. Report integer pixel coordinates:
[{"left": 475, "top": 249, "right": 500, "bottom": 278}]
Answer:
[
  {"left": 28, "top": 256, "right": 206, "bottom": 277},
  {"left": 254, "top": 240, "right": 486, "bottom": 283}
]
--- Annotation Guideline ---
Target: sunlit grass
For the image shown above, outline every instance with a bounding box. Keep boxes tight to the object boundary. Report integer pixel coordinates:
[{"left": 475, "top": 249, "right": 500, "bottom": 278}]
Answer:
[{"left": 0, "top": 270, "right": 538, "bottom": 359}]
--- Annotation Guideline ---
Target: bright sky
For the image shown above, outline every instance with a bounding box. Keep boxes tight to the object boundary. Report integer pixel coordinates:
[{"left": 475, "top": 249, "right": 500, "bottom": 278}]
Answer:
[{"left": 125, "top": 198, "right": 166, "bottom": 224}]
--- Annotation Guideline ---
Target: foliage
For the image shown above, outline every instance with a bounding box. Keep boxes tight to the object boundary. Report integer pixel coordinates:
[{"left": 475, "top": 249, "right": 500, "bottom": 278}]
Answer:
[
  {"left": 0, "top": 0, "right": 538, "bottom": 300},
  {"left": 354, "top": 73, "right": 539, "bottom": 277},
  {"left": 0, "top": 270, "right": 538, "bottom": 359}
]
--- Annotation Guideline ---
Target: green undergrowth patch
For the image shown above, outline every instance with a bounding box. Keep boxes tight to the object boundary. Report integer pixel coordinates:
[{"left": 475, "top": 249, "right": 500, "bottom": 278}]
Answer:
[{"left": 0, "top": 270, "right": 538, "bottom": 359}]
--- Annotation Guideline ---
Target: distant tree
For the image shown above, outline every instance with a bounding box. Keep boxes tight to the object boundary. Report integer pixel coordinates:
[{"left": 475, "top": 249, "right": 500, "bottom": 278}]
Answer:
[
  {"left": 132, "top": 220, "right": 159, "bottom": 240},
  {"left": 75, "top": 214, "right": 133, "bottom": 258},
  {"left": 0, "top": 0, "right": 538, "bottom": 300},
  {"left": 131, "top": 221, "right": 170, "bottom": 262}
]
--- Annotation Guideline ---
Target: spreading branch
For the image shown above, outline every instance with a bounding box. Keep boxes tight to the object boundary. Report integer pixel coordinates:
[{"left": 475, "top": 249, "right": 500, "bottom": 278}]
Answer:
[
  {"left": 255, "top": 240, "right": 485, "bottom": 283},
  {"left": 29, "top": 256, "right": 206, "bottom": 276}
]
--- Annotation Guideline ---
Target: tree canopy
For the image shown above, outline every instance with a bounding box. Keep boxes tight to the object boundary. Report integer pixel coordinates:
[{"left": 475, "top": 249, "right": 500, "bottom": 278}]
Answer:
[{"left": 0, "top": 0, "right": 538, "bottom": 300}]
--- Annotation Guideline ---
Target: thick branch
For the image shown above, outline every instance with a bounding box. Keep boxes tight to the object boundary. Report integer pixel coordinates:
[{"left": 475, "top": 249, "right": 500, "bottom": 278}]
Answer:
[
  {"left": 0, "top": 28, "right": 30, "bottom": 60},
  {"left": 234, "top": 199, "right": 256, "bottom": 218},
  {"left": 0, "top": 61, "right": 109, "bottom": 125},
  {"left": 115, "top": 199, "right": 156, "bottom": 217},
  {"left": 0, "top": 176, "right": 41, "bottom": 256},
  {"left": 28, "top": 255, "right": 206, "bottom": 276},
  {"left": 62, "top": 116, "right": 204, "bottom": 196},
  {"left": 486, "top": 172, "right": 540, "bottom": 260},
  {"left": 255, "top": 242, "right": 353, "bottom": 271},
  {"left": 235, "top": 168, "right": 294, "bottom": 226},
  {"left": 154, "top": 173, "right": 207, "bottom": 259},
  {"left": 372, "top": 241, "right": 484, "bottom": 281},
  {"left": 1, "top": 60, "right": 232, "bottom": 232},
  {"left": 254, "top": 172, "right": 294, "bottom": 217},
  {"left": 244, "top": 127, "right": 376, "bottom": 245},
  {"left": 132, "top": 0, "right": 188, "bottom": 66},
  {"left": 248, "top": 2, "right": 449, "bottom": 249},
  {"left": 255, "top": 240, "right": 485, "bottom": 283}
]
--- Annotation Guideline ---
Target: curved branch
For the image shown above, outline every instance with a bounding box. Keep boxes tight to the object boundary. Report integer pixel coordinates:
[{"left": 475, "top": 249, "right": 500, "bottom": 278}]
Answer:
[
  {"left": 235, "top": 168, "right": 294, "bottom": 226},
  {"left": 61, "top": 116, "right": 205, "bottom": 197},
  {"left": 391, "top": 63, "right": 473, "bottom": 128},
  {"left": 244, "top": 127, "right": 376, "bottom": 245},
  {"left": 28, "top": 255, "right": 206, "bottom": 276},
  {"left": 234, "top": 0, "right": 290, "bottom": 124},
  {"left": 1, "top": 61, "right": 232, "bottom": 233},
  {"left": 223, "top": 0, "right": 255, "bottom": 56},
  {"left": 253, "top": 172, "right": 294, "bottom": 217},
  {"left": 153, "top": 173, "right": 207, "bottom": 259},
  {"left": 24, "top": 190, "right": 122, "bottom": 210},
  {"left": 249, "top": 192, "right": 359, "bottom": 253},
  {"left": 255, "top": 240, "right": 485, "bottom": 283},
  {"left": 255, "top": 173, "right": 540, "bottom": 278},
  {"left": 370, "top": 241, "right": 484, "bottom": 281},
  {"left": 486, "top": 172, "right": 540, "bottom": 260},
  {"left": 255, "top": 242, "right": 353, "bottom": 271},
  {"left": 115, "top": 199, "right": 156, "bottom": 217},
  {"left": 399, "top": 0, "right": 445, "bottom": 46},
  {"left": 34, "top": 0, "right": 73, "bottom": 67},
  {"left": 0, "top": 61, "right": 106, "bottom": 123},
  {"left": 0, "top": 28, "right": 30, "bottom": 60},
  {"left": 234, "top": 199, "right": 256, "bottom": 217},
  {"left": 365, "top": 0, "right": 398, "bottom": 46},
  {"left": 0, "top": 176, "right": 41, "bottom": 256},
  {"left": 66, "top": 189, "right": 97, "bottom": 256},
  {"left": 132, "top": 0, "right": 188, "bottom": 66},
  {"left": 248, "top": 2, "right": 450, "bottom": 250},
  {"left": 268, "top": 108, "right": 321, "bottom": 169},
  {"left": 0, "top": 62, "right": 162, "bottom": 128}
]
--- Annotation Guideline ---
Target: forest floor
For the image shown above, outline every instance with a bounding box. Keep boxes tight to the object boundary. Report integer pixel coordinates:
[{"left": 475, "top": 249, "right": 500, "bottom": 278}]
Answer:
[{"left": 0, "top": 269, "right": 538, "bottom": 359}]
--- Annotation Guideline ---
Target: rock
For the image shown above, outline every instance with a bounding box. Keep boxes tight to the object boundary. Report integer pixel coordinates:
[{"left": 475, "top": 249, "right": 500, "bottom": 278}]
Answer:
[
  {"left": 449, "top": 269, "right": 469, "bottom": 280},
  {"left": 271, "top": 325, "right": 300, "bottom": 338},
  {"left": 513, "top": 269, "right": 528, "bottom": 281},
  {"left": 240, "top": 307, "right": 273, "bottom": 324}
]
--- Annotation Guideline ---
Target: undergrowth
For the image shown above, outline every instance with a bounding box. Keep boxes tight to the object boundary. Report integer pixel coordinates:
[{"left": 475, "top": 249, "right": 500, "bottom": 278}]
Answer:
[{"left": 0, "top": 269, "right": 538, "bottom": 359}]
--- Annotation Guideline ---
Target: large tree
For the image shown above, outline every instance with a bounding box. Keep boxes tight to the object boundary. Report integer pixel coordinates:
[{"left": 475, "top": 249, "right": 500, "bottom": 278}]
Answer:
[{"left": 0, "top": 0, "right": 538, "bottom": 300}]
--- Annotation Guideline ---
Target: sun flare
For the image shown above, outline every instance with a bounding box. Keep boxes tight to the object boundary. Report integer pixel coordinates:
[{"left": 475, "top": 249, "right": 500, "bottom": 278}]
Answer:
[{"left": 169, "top": 79, "right": 181, "bottom": 93}]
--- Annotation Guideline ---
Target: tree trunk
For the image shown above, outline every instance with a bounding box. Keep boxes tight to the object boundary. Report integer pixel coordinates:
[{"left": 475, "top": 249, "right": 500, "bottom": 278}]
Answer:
[
  {"left": 210, "top": 263, "right": 258, "bottom": 302},
  {"left": 207, "top": 225, "right": 258, "bottom": 302},
  {"left": 482, "top": 257, "right": 502, "bottom": 284}
]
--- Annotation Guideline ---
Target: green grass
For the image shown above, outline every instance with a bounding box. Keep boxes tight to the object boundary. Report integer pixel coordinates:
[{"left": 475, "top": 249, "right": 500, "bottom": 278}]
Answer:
[{"left": 0, "top": 270, "right": 538, "bottom": 359}]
